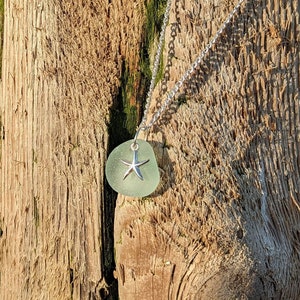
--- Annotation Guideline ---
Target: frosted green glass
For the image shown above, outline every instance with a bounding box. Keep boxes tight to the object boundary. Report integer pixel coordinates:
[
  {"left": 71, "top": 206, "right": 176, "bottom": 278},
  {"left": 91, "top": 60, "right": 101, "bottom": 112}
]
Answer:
[{"left": 105, "top": 139, "right": 160, "bottom": 197}]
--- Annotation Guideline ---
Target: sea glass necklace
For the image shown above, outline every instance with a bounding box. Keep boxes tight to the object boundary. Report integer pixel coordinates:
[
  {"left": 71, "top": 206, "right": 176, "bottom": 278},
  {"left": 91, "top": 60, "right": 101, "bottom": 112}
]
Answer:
[{"left": 106, "top": 0, "right": 245, "bottom": 197}]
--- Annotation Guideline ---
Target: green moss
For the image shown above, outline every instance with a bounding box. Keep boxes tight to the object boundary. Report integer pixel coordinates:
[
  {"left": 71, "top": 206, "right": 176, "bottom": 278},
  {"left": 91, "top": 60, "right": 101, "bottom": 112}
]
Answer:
[
  {"left": 0, "top": 0, "right": 4, "bottom": 76},
  {"left": 144, "top": 0, "right": 168, "bottom": 49},
  {"left": 141, "top": 0, "right": 167, "bottom": 85},
  {"left": 106, "top": 5, "right": 169, "bottom": 298},
  {"left": 120, "top": 62, "right": 138, "bottom": 136},
  {"left": 108, "top": 0, "right": 168, "bottom": 151},
  {"left": 108, "top": 61, "right": 137, "bottom": 150},
  {"left": 124, "top": 105, "right": 137, "bottom": 136}
]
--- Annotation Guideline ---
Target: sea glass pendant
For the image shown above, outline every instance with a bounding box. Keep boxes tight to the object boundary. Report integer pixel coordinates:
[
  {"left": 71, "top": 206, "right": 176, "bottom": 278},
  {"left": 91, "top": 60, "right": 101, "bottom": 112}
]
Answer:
[{"left": 105, "top": 139, "right": 160, "bottom": 197}]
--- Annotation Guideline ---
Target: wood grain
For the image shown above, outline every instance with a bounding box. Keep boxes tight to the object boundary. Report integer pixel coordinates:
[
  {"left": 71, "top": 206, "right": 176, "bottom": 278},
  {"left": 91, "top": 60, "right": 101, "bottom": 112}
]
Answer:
[
  {"left": 0, "top": 0, "right": 144, "bottom": 298},
  {"left": 114, "top": 0, "right": 300, "bottom": 298}
]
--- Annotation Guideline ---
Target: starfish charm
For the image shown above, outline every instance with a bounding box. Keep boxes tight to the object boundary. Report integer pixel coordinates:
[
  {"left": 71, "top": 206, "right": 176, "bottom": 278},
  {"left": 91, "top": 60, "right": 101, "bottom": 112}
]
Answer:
[{"left": 121, "top": 148, "right": 149, "bottom": 181}]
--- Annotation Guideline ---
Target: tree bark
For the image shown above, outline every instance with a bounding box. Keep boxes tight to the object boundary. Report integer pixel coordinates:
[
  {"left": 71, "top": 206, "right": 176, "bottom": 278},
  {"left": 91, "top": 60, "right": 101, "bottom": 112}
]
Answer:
[{"left": 114, "top": 0, "right": 300, "bottom": 299}]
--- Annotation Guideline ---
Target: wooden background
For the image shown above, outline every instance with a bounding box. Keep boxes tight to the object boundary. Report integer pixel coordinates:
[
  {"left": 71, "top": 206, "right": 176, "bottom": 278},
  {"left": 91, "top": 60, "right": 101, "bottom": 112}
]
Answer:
[
  {"left": 1, "top": 0, "right": 299, "bottom": 299},
  {"left": 114, "top": 0, "right": 300, "bottom": 298}
]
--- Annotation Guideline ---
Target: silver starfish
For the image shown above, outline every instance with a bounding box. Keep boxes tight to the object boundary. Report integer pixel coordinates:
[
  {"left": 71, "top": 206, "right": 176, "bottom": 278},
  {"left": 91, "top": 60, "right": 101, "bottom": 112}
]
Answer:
[{"left": 121, "top": 149, "right": 149, "bottom": 181}]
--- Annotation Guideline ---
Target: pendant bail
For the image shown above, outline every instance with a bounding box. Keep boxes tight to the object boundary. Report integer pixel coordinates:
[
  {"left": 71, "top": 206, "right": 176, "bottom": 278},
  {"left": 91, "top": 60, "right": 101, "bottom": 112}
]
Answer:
[{"left": 133, "top": 126, "right": 147, "bottom": 147}]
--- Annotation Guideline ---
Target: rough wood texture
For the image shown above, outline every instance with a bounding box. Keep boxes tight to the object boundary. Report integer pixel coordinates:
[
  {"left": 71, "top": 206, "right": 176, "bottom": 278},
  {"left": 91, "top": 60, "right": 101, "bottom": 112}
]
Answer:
[
  {"left": 0, "top": 0, "right": 143, "bottom": 299},
  {"left": 114, "top": 0, "right": 300, "bottom": 299},
  {"left": 1, "top": 0, "right": 299, "bottom": 299}
]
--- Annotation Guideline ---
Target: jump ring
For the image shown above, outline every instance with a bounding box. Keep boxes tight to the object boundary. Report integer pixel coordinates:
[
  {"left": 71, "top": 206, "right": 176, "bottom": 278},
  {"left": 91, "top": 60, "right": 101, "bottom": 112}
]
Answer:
[{"left": 133, "top": 126, "right": 147, "bottom": 144}]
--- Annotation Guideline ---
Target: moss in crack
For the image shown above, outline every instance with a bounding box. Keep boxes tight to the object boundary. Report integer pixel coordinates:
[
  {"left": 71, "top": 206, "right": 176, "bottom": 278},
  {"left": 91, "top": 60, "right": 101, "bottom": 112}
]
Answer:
[
  {"left": 140, "top": 0, "right": 167, "bottom": 86},
  {"left": 108, "top": 0, "right": 168, "bottom": 149},
  {"left": 119, "top": 61, "right": 138, "bottom": 137},
  {"left": 104, "top": 3, "right": 169, "bottom": 299},
  {"left": 144, "top": 0, "right": 168, "bottom": 49},
  {"left": 108, "top": 59, "right": 143, "bottom": 150}
]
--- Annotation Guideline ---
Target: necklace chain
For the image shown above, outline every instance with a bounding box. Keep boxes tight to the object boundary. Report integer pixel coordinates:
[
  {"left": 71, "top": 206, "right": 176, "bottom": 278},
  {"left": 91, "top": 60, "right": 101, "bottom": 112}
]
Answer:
[
  {"left": 140, "top": 0, "right": 173, "bottom": 129},
  {"left": 138, "top": 0, "right": 245, "bottom": 135}
]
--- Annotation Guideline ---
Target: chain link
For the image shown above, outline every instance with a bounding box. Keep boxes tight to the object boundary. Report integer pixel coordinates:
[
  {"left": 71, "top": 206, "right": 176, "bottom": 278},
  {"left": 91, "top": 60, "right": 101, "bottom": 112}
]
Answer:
[{"left": 138, "top": 0, "right": 245, "bottom": 134}]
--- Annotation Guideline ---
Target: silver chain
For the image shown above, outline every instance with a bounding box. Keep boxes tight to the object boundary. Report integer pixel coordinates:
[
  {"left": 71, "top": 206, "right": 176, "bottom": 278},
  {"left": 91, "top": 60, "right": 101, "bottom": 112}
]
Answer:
[
  {"left": 140, "top": 0, "right": 173, "bottom": 129},
  {"left": 138, "top": 0, "right": 245, "bottom": 136}
]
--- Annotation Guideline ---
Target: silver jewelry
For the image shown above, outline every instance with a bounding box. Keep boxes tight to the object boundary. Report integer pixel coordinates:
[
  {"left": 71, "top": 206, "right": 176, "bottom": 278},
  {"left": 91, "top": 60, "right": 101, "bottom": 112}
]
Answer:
[
  {"left": 139, "top": 0, "right": 245, "bottom": 134},
  {"left": 121, "top": 143, "right": 150, "bottom": 181},
  {"left": 106, "top": 0, "right": 245, "bottom": 197}
]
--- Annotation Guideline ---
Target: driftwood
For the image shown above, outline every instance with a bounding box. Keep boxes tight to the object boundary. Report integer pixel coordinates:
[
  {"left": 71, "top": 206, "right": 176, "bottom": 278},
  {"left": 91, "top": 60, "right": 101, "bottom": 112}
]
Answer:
[
  {"left": 0, "top": 0, "right": 136, "bottom": 298},
  {"left": 114, "top": 0, "right": 300, "bottom": 299},
  {"left": 0, "top": 0, "right": 299, "bottom": 299}
]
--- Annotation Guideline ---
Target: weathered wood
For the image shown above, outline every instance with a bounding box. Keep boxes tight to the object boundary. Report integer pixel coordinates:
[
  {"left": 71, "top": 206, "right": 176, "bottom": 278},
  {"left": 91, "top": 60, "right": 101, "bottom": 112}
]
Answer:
[
  {"left": 114, "top": 0, "right": 300, "bottom": 299},
  {"left": 0, "top": 0, "right": 144, "bottom": 298},
  {"left": 1, "top": 0, "right": 299, "bottom": 299}
]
